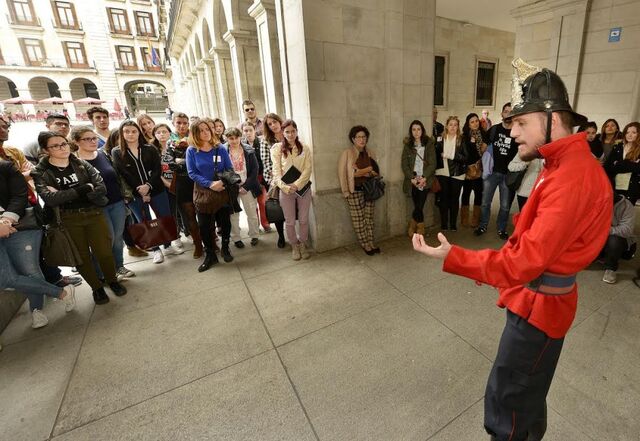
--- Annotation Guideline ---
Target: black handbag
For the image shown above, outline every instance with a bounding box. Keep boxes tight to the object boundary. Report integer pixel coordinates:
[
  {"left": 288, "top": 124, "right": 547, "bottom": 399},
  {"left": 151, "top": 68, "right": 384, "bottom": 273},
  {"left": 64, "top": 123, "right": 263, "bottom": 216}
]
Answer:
[
  {"left": 42, "top": 207, "right": 83, "bottom": 267},
  {"left": 362, "top": 176, "right": 385, "bottom": 201},
  {"left": 506, "top": 169, "right": 526, "bottom": 193},
  {"left": 265, "top": 185, "right": 285, "bottom": 223}
]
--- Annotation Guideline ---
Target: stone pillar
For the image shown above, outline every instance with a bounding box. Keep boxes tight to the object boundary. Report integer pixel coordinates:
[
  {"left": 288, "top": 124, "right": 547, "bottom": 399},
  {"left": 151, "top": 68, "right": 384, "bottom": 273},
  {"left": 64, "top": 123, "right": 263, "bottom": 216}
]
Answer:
[
  {"left": 248, "top": 0, "right": 285, "bottom": 115},
  {"left": 273, "top": 0, "right": 292, "bottom": 117},
  {"left": 278, "top": 0, "right": 436, "bottom": 251},
  {"left": 58, "top": 89, "right": 77, "bottom": 121},
  {"left": 211, "top": 48, "right": 238, "bottom": 126},
  {"left": 195, "top": 65, "right": 210, "bottom": 117},
  {"left": 190, "top": 74, "right": 204, "bottom": 117},
  {"left": 202, "top": 59, "right": 221, "bottom": 118},
  {"left": 223, "top": 29, "right": 264, "bottom": 122},
  {"left": 184, "top": 75, "right": 200, "bottom": 117}
]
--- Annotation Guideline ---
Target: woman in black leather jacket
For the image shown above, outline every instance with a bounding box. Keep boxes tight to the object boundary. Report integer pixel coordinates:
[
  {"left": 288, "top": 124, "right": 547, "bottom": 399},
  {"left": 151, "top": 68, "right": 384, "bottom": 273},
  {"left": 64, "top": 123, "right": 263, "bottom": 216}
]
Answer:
[
  {"left": 32, "top": 131, "right": 127, "bottom": 305},
  {"left": 434, "top": 116, "right": 467, "bottom": 231}
]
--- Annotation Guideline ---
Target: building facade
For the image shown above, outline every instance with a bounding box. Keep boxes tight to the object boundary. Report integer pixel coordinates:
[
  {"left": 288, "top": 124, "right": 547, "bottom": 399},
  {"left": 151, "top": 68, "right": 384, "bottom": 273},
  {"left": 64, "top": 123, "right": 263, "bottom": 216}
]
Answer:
[{"left": 0, "top": 0, "right": 175, "bottom": 119}]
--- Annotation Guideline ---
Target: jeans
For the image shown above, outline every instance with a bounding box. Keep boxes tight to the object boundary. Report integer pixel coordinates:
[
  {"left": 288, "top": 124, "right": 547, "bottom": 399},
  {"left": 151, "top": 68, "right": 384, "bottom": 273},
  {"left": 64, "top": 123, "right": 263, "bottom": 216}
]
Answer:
[
  {"left": 279, "top": 189, "right": 312, "bottom": 244},
  {"left": 129, "top": 191, "right": 174, "bottom": 250},
  {"left": 0, "top": 229, "right": 61, "bottom": 311},
  {"left": 411, "top": 186, "right": 429, "bottom": 223},
  {"left": 602, "top": 235, "right": 630, "bottom": 271},
  {"left": 480, "top": 173, "right": 512, "bottom": 231},
  {"left": 93, "top": 200, "right": 127, "bottom": 278}
]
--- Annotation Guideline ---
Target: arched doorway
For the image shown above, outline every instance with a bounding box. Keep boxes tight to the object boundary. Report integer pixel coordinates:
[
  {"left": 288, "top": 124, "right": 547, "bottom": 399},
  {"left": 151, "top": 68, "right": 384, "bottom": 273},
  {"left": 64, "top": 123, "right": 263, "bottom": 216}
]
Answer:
[
  {"left": 0, "top": 75, "right": 19, "bottom": 101},
  {"left": 69, "top": 78, "right": 100, "bottom": 100},
  {"left": 123, "top": 80, "right": 169, "bottom": 114},
  {"left": 28, "top": 76, "right": 62, "bottom": 112}
]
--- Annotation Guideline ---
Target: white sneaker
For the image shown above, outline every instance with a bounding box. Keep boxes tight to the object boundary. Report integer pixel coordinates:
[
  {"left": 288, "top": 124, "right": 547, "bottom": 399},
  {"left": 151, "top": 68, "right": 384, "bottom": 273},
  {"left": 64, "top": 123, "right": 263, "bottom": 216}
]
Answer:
[
  {"left": 171, "top": 238, "right": 184, "bottom": 251},
  {"left": 117, "top": 266, "right": 136, "bottom": 279},
  {"left": 153, "top": 250, "right": 165, "bottom": 264},
  {"left": 31, "top": 309, "right": 48, "bottom": 329},
  {"left": 62, "top": 284, "right": 76, "bottom": 312},
  {"left": 602, "top": 269, "right": 617, "bottom": 284},
  {"left": 163, "top": 245, "right": 184, "bottom": 256}
]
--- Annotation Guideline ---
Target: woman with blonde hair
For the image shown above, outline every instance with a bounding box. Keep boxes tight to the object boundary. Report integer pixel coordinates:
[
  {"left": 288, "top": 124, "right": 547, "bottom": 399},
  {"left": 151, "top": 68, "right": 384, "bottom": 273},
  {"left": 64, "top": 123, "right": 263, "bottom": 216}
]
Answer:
[
  {"left": 271, "top": 119, "right": 313, "bottom": 260},
  {"left": 186, "top": 119, "right": 235, "bottom": 271},
  {"left": 137, "top": 114, "right": 156, "bottom": 144},
  {"left": 605, "top": 121, "right": 640, "bottom": 204},
  {"left": 434, "top": 116, "right": 467, "bottom": 231}
]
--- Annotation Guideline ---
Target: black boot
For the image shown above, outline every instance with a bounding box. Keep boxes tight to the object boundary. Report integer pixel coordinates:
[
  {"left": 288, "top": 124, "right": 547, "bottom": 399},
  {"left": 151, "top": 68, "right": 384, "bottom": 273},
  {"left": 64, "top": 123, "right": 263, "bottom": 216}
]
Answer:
[
  {"left": 221, "top": 240, "right": 234, "bottom": 263},
  {"left": 92, "top": 287, "right": 110, "bottom": 305},
  {"left": 198, "top": 250, "right": 218, "bottom": 272}
]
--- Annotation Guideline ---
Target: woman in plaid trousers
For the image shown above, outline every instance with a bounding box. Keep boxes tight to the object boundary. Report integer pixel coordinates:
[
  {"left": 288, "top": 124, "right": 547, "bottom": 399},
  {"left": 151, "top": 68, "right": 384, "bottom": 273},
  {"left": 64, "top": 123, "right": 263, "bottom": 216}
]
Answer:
[{"left": 338, "top": 126, "right": 381, "bottom": 255}]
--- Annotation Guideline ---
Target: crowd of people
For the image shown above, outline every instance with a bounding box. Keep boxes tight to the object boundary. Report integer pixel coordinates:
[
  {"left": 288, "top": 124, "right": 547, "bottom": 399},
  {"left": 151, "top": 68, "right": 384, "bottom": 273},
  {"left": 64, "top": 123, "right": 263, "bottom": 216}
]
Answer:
[{"left": 0, "top": 95, "right": 638, "bottom": 330}]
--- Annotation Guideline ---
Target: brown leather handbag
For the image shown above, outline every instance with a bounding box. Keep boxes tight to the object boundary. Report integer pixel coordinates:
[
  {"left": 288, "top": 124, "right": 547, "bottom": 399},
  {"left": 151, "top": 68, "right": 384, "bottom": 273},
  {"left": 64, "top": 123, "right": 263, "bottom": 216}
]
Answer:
[
  {"left": 127, "top": 205, "right": 178, "bottom": 250},
  {"left": 193, "top": 183, "right": 228, "bottom": 214}
]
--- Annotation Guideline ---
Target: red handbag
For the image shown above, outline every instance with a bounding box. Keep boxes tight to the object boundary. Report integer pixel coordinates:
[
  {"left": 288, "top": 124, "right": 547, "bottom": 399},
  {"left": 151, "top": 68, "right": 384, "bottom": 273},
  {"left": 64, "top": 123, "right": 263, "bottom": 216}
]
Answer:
[{"left": 127, "top": 205, "right": 178, "bottom": 250}]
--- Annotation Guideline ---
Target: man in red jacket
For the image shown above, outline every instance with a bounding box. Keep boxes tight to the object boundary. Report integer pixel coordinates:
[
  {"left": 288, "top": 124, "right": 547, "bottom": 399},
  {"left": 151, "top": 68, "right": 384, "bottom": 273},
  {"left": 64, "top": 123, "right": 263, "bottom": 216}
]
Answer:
[{"left": 413, "top": 62, "right": 612, "bottom": 441}]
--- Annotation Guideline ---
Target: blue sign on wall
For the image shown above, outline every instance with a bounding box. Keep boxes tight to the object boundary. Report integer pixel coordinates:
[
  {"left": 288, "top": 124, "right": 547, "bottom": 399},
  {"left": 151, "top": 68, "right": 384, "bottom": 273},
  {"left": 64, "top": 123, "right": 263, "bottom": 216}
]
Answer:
[{"left": 609, "top": 27, "right": 622, "bottom": 42}]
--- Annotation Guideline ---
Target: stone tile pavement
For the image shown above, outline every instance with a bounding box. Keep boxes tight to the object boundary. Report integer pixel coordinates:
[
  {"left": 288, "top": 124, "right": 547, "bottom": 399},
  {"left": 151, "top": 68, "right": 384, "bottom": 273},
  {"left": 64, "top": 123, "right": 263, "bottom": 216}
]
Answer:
[{"left": 1, "top": 226, "right": 638, "bottom": 441}]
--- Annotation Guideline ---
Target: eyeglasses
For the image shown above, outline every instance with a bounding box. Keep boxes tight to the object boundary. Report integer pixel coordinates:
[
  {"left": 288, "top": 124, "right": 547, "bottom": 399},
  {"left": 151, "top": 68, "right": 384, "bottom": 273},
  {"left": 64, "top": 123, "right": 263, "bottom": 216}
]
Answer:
[
  {"left": 244, "top": 108, "right": 255, "bottom": 112},
  {"left": 80, "top": 137, "right": 99, "bottom": 143},
  {"left": 48, "top": 142, "right": 70, "bottom": 150}
]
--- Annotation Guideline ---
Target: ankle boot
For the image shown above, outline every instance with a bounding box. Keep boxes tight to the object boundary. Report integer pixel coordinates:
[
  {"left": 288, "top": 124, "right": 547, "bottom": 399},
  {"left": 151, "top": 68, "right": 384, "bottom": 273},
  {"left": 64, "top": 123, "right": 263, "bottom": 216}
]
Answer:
[
  {"left": 221, "top": 240, "right": 234, "bottom": 263},
  {"left": 198, "top": 251, "right": 218, "bottom": 272},
  {"left": 471, "top": 205, "right": 481, "bottom": 228},
  {"left": 291, "top": 243, "right": 301, "bottom": 260},
  {"left": 407, "top": 219, "right": 417, "bottom": 238},
  {"left": 92, "top": 287, "right": 110, "bottom": 305},
  {"left": 460, "top": 205, "right": 470, "bottom": 227},
  {"left": 416, "top": 222, "right": 426, "bottom": 236}
]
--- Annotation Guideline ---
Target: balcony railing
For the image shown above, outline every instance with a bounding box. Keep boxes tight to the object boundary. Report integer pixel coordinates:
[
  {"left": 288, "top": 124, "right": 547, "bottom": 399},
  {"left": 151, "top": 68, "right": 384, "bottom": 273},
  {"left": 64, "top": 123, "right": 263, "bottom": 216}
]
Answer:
[
  {"left": 52, "top": 19, "right": 83, "bottom": 32},
  {"left": 0, "top": 56, "right": 96, "bottom": 70},
  {"left": 6, "top": 13, "right": 41, "bottom": 27}
]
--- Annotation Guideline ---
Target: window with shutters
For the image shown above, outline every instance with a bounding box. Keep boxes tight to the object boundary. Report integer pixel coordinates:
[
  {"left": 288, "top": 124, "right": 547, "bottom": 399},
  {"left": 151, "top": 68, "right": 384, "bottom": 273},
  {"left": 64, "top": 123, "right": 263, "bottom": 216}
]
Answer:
[
  {"left": 108, "top": 8, "right": 130, "bottom": 34},
  {"left": 63, "top": 41, "right": 88, "bottom": 68},
  {"left": 116, "top": 46, "right": 137, "bottom": 70},
  {"left": 19, "top": 38, "right": 46, "bottom": 66},
  {"left": 475, "top": 59, "right": 497, "bottom": 107},
  {"left": 7, "top": 0, "right": 38, "bottom": 25},
  {"left": 134, "top": 11, "right": 155, "bottom": 36},
  {"left": 52, "top": 1, "right": 78, "bottom": 29}
]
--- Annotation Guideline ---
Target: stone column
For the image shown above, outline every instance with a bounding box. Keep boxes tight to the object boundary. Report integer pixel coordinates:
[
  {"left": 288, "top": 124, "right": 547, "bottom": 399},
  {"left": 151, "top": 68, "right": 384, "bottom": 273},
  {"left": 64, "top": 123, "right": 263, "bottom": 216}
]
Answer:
[
  {"left": 58, "top": 89, "right": 77, "bottom": 121},
  {"left": 202, "top": 59, "right": 221, "bottom": 118},
  {"left": 195, "top": 65, "right": 210, "bottom": 117},
  {"left": 223, "top": 29, "right": 264, "bottom": 121},
  {"left": 248, "top": 0, "right": 285, "bottom": 115},
  {"left": 211, "top": 48, "right": 238, "bottom": 126},
  {"left": 185, "top": 75, "right": 201, "bottom": 117},
  {"left": 190, "top": 74, "right": 204, "bottom": 117}
]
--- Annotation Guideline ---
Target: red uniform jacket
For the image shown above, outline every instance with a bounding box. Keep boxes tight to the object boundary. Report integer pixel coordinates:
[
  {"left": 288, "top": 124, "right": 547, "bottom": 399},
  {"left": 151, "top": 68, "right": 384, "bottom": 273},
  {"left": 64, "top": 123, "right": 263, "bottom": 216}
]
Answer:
[{"left": 443, "top": 132, "right": 612, "bottom": 338}]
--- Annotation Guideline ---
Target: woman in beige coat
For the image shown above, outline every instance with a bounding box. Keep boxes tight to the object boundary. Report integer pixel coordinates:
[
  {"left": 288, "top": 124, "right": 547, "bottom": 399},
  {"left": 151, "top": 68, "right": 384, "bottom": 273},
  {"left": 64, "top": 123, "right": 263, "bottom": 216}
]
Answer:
[{"left": 338, "top": 125, "right": 381, "bottom": 255}]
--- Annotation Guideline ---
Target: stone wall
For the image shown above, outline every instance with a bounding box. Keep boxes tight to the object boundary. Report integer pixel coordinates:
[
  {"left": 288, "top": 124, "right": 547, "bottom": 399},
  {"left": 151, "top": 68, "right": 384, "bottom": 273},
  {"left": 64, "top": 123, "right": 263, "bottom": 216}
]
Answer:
[
  {"left": 281, "top": 0, "right": 436, "bottom": 252},
  {"left": 512, "top": 0, "right": 640, "bottom": 126},
  {"left": 435, "top": 17, "right": 515, "bottom": 123}
]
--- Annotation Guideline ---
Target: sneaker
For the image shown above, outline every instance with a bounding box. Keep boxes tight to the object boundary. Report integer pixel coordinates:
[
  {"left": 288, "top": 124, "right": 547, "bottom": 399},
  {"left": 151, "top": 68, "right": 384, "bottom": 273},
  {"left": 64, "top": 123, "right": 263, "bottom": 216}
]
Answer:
[
  {"left": 299, "top": 242, "right": 310, "bottom": 260},
  {"left": 31, "top": 309, "right": 48, "bottom": 329},
  {"left": 92, "top": 287, "right": 110, "bottom": 305},
  {"left": 498, "top": 230, "right": 509, "bottom": 240},
  {"left": 55, "top": 275, "right": 83, "bottom": 287},
  {"left": 171, "top": 238, "right": 184, "bottom": 251},
  {"left": 602, "top": 269, "right": 617, "bottom": 284},
  {"left": 128, "top": 246, "right": 148, "bottom": 257},
  {"left": 61, "top": 284, "right": 76, "bottom": 312},
  {"left": 152, "top": 250, "right": 164, "bottom": 264},
  {"left": 292, "top": 243, "right": 301, "bottom": 261},
  {"left": 234, "top": 240, "right": 245, "bottom": 249},
  {"left": 250, "top": 238, "right": 259, "bottom": 246},
  {"left": 117, "top": 266, "right": 136, "bottom": 279},
  {"left": 163, "top": 245, "right": 184, "bottom": 256},
  {"left": 109, "top": 282, "right": 128, "bottom": 297},
  {"left": 474, "top": 227, "right": 487, "bottom": 236}
]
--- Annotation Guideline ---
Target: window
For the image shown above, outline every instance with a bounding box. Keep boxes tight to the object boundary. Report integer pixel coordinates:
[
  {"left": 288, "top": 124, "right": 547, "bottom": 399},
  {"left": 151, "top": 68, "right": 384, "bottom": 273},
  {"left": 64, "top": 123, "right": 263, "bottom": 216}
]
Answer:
[
  {"left": 116, "top": 45, "right": 137, "bottom": 70},
  {"left": 140, "top": 47, "right": 161, "bottom": 71},
  {"left": 434, "top": 55, "right": 447, "bottom": 107},
  {"left": 19, "top": 38, "right": 46, "bottom": 66},
  {"left": 52, "top": 1, "right": 78, "bottom": 29},
  {"left": 134, "top": 11, "right": 155, "bottom": 36},
  {"left": 63, "top": 41, "right": 88, "bottom": 67},
  {"left": 475, "top": 59, "right": 497, "bottom": 107},
  {"left": 107, "top": 8, "right": 130, "bottom": 34},
  {"left": 83, "top": 83, "right": 100, "bottom": 99},
  {"left": 7, "top": 0, "right": 38, "bottom": 25},
  {"left": 47, "top": 82, "right": 61, "bottom": 98}
]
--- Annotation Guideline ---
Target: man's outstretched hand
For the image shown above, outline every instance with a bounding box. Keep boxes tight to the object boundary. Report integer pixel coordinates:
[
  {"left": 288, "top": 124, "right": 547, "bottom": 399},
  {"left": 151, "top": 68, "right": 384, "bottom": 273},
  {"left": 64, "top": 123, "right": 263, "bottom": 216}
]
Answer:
[{"left": 412, "top": 232, "right": 452, "bottom": 260}]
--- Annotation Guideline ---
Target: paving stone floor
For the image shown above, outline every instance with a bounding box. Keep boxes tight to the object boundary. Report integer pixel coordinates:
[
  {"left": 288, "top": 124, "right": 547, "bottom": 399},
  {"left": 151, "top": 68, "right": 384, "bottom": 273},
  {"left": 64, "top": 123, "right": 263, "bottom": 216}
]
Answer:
[{"left": 1, "top": 226, "right": 638, "bottom": 441}]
